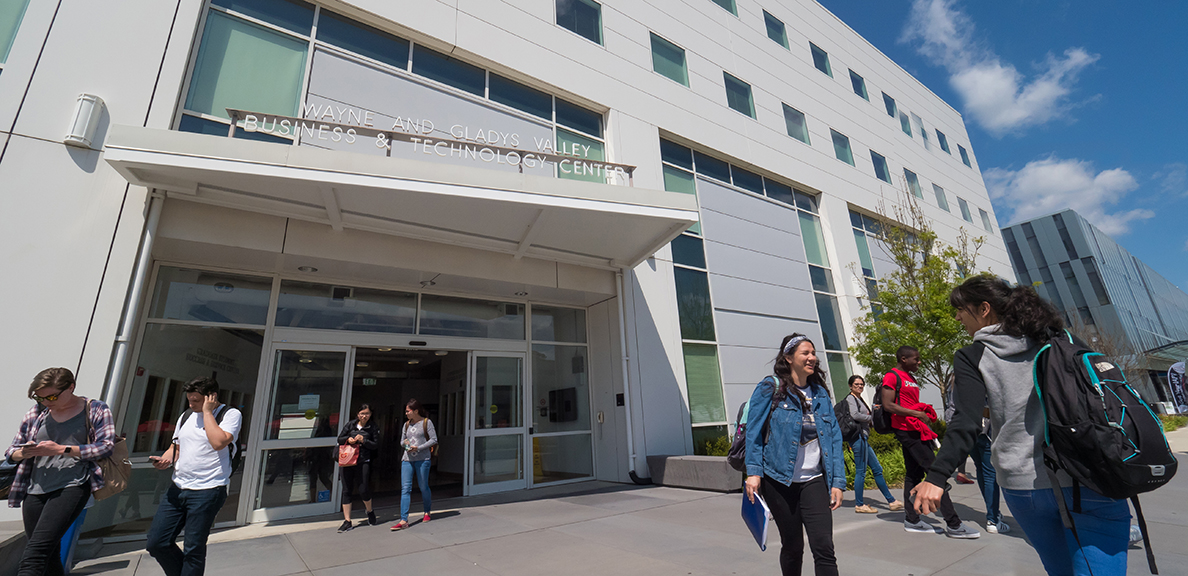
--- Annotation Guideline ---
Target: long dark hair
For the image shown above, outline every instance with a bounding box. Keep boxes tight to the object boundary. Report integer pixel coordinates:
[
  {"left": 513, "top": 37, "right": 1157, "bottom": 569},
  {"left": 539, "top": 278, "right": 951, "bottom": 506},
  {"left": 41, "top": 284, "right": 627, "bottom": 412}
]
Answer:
[
  {"left": 405, "top": 398, "right": 428, "bottom": 419},
  {"left": 949, "top": 275, "right": 1063, "bottom": 342},
  {"left": 772, "top": 333, "right": 828, "bottom": 410}
]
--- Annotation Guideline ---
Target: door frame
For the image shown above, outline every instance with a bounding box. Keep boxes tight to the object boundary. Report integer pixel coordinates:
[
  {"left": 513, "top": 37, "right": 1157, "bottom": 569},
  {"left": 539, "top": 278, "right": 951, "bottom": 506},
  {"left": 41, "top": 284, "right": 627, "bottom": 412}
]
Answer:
[{"left": 465, "top": 350, "right": 530, "bottom": 496}]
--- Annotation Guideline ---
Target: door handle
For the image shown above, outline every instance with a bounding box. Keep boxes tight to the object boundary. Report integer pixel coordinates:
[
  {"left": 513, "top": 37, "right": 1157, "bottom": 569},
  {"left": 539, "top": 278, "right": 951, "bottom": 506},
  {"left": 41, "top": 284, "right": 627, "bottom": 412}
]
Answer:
[{"left": 597, "top": 411, "right": 604, "bottom": 424}]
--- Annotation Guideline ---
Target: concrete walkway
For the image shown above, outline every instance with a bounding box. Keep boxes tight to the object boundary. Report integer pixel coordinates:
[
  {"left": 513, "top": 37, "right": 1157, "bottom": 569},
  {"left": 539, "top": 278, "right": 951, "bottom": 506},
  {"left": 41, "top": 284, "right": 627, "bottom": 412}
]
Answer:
[{"left": 72, "top": 428, "right": 1188, "bottom": 576}]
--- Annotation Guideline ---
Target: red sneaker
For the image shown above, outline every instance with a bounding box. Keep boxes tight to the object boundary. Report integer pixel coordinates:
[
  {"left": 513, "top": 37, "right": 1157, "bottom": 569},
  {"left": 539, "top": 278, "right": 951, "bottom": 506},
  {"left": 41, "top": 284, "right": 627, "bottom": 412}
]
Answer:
[
  {"left": 422, "top": 513, "right": 431, "bottom": 523},
  {"left": 390, "top": 520, "right": 408, "bottom": 531},
  {"left": 955, "top": 473, "right": 975, "bottom": 485}
]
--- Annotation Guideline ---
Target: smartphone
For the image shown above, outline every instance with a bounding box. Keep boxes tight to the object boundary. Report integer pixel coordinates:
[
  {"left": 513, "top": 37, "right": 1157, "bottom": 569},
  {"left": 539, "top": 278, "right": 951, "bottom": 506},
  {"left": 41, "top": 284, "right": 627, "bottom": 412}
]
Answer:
[{"left": 148, "top": 455, "right": 161, "bottom": 462}]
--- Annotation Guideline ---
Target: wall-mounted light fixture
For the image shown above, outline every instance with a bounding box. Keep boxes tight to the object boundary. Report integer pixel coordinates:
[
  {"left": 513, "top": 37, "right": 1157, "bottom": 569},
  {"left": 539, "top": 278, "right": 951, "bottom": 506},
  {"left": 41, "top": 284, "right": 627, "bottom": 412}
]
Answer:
[{"left": 64, "top": 93, "right": 105, "bottom": 149}]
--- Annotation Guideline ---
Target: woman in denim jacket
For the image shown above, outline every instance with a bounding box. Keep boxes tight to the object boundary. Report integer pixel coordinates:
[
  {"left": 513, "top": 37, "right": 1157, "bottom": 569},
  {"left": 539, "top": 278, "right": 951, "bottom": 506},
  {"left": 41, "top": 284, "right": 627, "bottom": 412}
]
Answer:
[{"left": 744, "top": 334, "right": 845, "bottom": 576}]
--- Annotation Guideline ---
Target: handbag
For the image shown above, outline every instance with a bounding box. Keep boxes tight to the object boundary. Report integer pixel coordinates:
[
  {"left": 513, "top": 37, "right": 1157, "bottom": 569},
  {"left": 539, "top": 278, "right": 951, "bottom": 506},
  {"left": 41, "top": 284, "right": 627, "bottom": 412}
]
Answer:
[
  {"left": 84, "top": 399, "right": 132, "bottom": 501},
  {"left": 337, "top": 443, "right": 359, "bottom": 467}
]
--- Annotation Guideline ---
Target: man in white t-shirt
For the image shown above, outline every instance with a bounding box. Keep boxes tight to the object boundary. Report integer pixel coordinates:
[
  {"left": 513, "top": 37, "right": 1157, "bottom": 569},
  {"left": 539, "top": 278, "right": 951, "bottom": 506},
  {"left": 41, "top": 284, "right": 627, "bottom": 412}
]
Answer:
[{"left": 145, "top": 377, "right": 242, "bottom": 576}]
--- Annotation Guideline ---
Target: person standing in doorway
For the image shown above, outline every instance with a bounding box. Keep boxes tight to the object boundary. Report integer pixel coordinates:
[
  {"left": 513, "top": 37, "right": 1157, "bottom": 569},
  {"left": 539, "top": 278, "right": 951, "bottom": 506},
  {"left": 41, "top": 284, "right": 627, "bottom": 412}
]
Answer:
[
  {"left": 391, "top": 398, "right": 436, "bottom": 531},
  {"left": 882, "top": 346, "right": 979, "bottom": 539},
  {"left": 145, "top": 377, "right": 242, "bottom": 576},
  {"left": 845, "top": 375, "right": 902, "bottom": 514},
  {"left": 336, "top": 404, "right": 379, "bottom": 532}
]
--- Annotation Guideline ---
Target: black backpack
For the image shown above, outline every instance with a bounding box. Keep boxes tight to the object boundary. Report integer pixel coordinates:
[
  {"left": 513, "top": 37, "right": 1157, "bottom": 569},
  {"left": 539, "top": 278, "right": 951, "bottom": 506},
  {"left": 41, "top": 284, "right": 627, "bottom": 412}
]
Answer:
[
  {"left": 1034, "top": 330, "right": 1177, "bottom": 574},
  {"left": 871, "top": 372, "right": 902, "bottom": 435},
  {"left": 178, "top": 406, "right": 240, "bottom": 471},
  {"left": 833, "top": 396, "right": 860, "bottom": 444}
]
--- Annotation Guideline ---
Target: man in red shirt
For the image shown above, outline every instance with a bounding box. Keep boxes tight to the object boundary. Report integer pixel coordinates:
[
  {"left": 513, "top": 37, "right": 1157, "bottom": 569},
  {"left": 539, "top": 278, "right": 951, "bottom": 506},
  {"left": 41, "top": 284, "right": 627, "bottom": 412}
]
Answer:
[{"left": 882, "top": 346, "right": 979, "bottom": 539}]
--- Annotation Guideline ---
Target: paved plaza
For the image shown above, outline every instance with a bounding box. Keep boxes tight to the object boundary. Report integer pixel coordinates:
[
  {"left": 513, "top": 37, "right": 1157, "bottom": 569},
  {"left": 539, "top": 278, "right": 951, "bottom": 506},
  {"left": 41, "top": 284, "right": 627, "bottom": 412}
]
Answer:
[{"left": 72, "top": 428, "right": 1188, "bottom": 576}]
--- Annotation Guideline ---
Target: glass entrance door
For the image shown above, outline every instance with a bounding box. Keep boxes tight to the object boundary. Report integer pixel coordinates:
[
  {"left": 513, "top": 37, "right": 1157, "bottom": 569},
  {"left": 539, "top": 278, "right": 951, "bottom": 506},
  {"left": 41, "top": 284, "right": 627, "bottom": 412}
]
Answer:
[
  {"left": 249, "top": 345, "right": 350, "bottom": 522},
  {"left": 466, "top": 353, "right": 528, "bottom": 495}
]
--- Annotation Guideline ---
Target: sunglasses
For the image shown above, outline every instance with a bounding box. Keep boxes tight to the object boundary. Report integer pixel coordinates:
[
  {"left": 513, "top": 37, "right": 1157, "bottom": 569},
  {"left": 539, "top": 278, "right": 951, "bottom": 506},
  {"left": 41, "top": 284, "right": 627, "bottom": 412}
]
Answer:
[{"left": 31, "top": 390, "right": 64, "bottom": 403}]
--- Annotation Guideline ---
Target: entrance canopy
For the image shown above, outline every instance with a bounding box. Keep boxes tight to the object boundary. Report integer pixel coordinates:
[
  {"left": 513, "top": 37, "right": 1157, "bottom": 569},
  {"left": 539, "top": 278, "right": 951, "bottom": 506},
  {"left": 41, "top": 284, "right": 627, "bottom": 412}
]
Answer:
[
  {"left": 1147, "top": 340, "right": 1188, "bottom": 364},
  {"left": 104, "top": 126, "right": 699, "bottom": 270}
]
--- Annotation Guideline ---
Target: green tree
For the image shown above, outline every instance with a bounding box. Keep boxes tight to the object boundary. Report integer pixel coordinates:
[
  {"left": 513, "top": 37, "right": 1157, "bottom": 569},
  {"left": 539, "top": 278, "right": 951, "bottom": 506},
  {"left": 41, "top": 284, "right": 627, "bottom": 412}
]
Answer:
[{"left": 849, "top": 190, "right": 984, "bottom": 408}]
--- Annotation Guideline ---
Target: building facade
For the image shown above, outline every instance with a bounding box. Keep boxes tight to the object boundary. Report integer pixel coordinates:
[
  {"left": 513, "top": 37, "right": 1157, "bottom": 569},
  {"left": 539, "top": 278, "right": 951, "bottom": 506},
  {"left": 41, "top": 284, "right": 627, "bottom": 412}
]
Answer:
[
  {"left": 0, "top": 0, "right": 1009, "bottom": 535},
  {"left": 1000, "top": 209, "right": 1188, "bottom": 405}
]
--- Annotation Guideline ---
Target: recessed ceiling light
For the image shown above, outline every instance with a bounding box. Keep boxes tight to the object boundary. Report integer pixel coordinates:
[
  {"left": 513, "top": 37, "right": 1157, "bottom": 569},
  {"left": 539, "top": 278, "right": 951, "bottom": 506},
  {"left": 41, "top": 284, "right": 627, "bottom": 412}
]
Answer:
[
  {"left": 515, "top": 291, "right": 528, "bottom": 296},
  {"left": 420, "top": 280, "right": 436, "bottom": 288},
  {"left": 408, "top": 359, "right": 420, "bottom": 365},
  {"left": 355, "top": 362, "right": 368, "bottom": 367},
  {"left": 297, "top": 266, "right": 318, "bottom": 273},
  {"left": 377, "top": 348, "right": 392, "bottom": 352},
  {"left": 298, "top": 358, "right": 312, "bottom": 363},
  {"left": 435, "top": 350, "right": 448, "bottom": 356}
]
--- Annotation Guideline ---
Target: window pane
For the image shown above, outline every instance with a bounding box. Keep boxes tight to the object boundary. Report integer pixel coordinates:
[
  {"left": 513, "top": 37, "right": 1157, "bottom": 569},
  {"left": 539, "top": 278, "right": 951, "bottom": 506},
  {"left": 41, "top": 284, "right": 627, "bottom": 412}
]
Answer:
[
  {"left": 809, "top": 265, "right": 835, "bottom": 293},
  {"left": 650, "top": 33, "right": 688, "bottom": 86},
  {"left": 660, "top": 139, "right": 693, "bottom": 170},
  {"left": 473, "top": 434, "right": 523, "bottom": 484},
  {"left": 980, "top": 209, "right": 994, "bottom": 232},
  {"left": 693, "top": 151, "right": 730, "bottom": 182},
  {"left": 731, "top": 166, "right": 763, "bottom": 194},
  {"left": 854, "top": 230, "right": 875, "bottom": 277},
  {"left": 316, "top": 9, "right": 408, "bottom": 69},
  {"left": 212, "top": 0, "right": 314, "bottom": 35},
  {"left": 826, "top": 352, "right": 850, "bottom": 399},
  {"left": 531, "top": 306, "right": 587, "bottom": 343},
  {"left": 933, "top": 184, "right": 949, "bottom": 211},
  {"left": 419, "top": 295, "right": 525, "bottom": 339},
  {"left": 764, "top": 178, "right": 794, "bottom": 205},
  {"left": 556, "top": 98, "right": 602, "bottom": 138},
  {"left": 489, "top": 73, "right": 552, "bottom": 120},
  {"left": 794, "top": 190, "right": 818, "bottom": 213},
  {"left": 275, "top": 280, "right": 416, "bottom": 332},
  {"left": 782, "top": 104, "right": 810, "bottom": 144},
  {"left": 533, "top": 434, "right": 593, "bottom": 483},
  {"left": 959, "top": 145, "right": 971, "bottom": 167},
  {"left": 663, "top": 166, "right": 700, "bottom": 234},
  {"left": 914, "top": 114, "right": 930, "bottom": 150},
  {"left": 671, "top": 234, "right": 706, "bottom": 268},
  {"left": 179, "top": 114, "right": 231, "bottom": 136},
  {"left": 532, "top": 345, "right": 590, "bottom": 432},
  {"left": 267, "top": 349, "right": 345, "bottom": 441},
  {"left": 904, "top": 169, "right": 922, "bottom": 198},
  {"left": 1060, "top": 263, "right": 1089, "bottom": 309},
  {"left": 411, "top": 44, "right": 484, "bottom": 96},
  {"left": 185, "top": 10, "right": 308, "bottom": 119},
  {"left": 936, "top": 130, "right": 950, "bottom": 153},
  {"left": 692, "top": 425, "right": 728, "bottom": 455},
  {"left": 682, "top": 344, "right": 727, "bottom": 424},
  {"left": 1052, "top": 213, "right": 1078, "bottom": 260},
  {"left": 556, "top": 127, "right": 606, "bottom": 182},
  {"left": 149, "top": 266, "right": 272, "bottom": 325},
  {"left": 882, "top": 93, "right": 896, "bottom": 118},
  {"left": 810, "top": 43, "right": 831, "bottom": 77},
  {"left": 958, "top": 197, "right": 973, "bottom": 222},
  {"left": 849, "top": 210, "right": 863, "bottom": 229},
  {"left": 799, "top": 212, "right": 830, "bottom": 267},
  {"left": 556, "top": 0, "right": 602, "bottom": 45},
  {"left": 899, "top": 112, "right": 912, "bottom": 136},
  {"left": 674, "top": 268, "right": 716, "bottom": 341},
  {"left": 830, "top": 129, "right": 854, "bottom": 165},
  {"left": 866, "top": 278, "right": 879, "bottom": 300},
  {"left": 256, "top": 447, "right": 335, "bottom": 508},
  {"left": 0, "top": 0, "right": 30, "bottom": 65},
  {"left": 723, "top": 73, "right": 754, "bottom": 118},
  {"left": 849, "top": 70, "right": 868, "bottom": 100},
  {"left": 711, "top": 0, "right": 737, "bottom": 15},
  {"left": 764, "top": 10, "right": 788, "bottom": 48},
  {"left": 1081, "top": 258, "right": 1110, "bottom": 305},
  {"left": 814, "top": 293, "right": 847, "bottom": 351},
  {"left": 870, "top": 151, "right": 890, "bottom": 183}
]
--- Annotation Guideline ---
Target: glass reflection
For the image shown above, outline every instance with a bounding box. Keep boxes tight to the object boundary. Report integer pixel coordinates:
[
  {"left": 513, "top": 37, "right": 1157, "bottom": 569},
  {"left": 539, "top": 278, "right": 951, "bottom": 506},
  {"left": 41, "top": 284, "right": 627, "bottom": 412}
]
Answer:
[{"left": 256, "top": 447, "right": 337, "bottom": 508}]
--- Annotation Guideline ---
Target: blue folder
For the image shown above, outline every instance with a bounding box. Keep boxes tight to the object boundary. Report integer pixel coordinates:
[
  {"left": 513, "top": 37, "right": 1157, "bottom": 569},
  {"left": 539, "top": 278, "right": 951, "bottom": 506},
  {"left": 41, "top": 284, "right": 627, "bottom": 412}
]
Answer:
[{"left": 741, "top": 493, "right": 771, "bottom": 551}]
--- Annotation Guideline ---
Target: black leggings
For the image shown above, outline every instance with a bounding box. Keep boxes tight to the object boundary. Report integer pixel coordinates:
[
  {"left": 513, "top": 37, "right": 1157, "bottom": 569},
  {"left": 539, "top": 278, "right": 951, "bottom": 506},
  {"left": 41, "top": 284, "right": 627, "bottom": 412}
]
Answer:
[
  {"left": 761, "top": 475, "right": 838, "bottom": 576},
  {"left": 340, "top": 462, "right": 372, "bottom": 505},
  {"left": 20, "top": 484, "right": 91, "bottom": 576}
]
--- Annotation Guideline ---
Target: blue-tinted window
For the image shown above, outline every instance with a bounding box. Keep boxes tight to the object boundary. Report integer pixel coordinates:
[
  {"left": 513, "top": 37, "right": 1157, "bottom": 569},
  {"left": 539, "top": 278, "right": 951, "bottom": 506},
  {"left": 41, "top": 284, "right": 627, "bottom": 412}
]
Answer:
[
  {"left": 959, "top": 145, "right": 972, "bottom": 167},
  {"left": 556, "top": 98, "right": 602, "bottom": 138},
  {"left": 651, "top": 33, "right": 689, "bottom": 86},
  {"left": 899, "top": 112, "right": 912, "bottom": 136},
  {"left": 660, "top": 139, "right": 693, "bottom": 170},
  {"left": 782, "top": 104, "right": 810, "bottom": 144},
  {"left": 830, "top": 129, "right": 854, "bottom": 166},
  {"left": 212, "top": 0, "right": 315, "bottom": 35},
  {"left": 904, "top": 169, "right": 922, "bottom": 198},
  {"left": 316, "top": 9, "right": 408, "bottom": 69},
  {"left": 412, "top": 45, "right": 484, "bottom": 96},
  {"left": 933, "top": 184, "right": 949, "bottom": 212},
  {"left": 711, "top": 0, "right": 737, "bottom": 15},
  {"left": 556, "top": 0, "right": 602, "bottom": 45},
  {"left": 723, "top": 72, "right": 755, "bottom": 118},
  {"left": 731, "top": 166, "right": 763, "bottom": 194},
  {"left": 674, "top": 268, "right": 716, "bottom": 341},
  {"left": 810, "top": 43, "right": 831, "bottom": 77},
  {"left": 870, "top": 151, "right": 891, "bottom": 183},
  {"left": 815, "top": 293, "right": 847, "bottom": 350},
  {"left": 764, "top": 179, "right": 794, "bottom": 205},
  {"left": 882, "top": 93, "right": 896, "bottom": 118},
  {"left": 489, "top": 73, "right": 552, "bottom": 120},
  {"left": 764, "top": 10, "right": 788, "bottom": 49},
  {"left": 180, "top": 114, "right": 230, "bottom": 137},
  {"left": 794, "top": 190, "right": 818, "bottom": 213},
  {"left": 693, "top": 151, "right": 730, "bottom": 182},
  {"left": 936, "top": 129, "right": 951, "bottom": 153},
  {"left": 849, "top": 70, "right": 868, "bottom": 100},
  {"left": 809, "top": 265, "right": 835, "bottom": 293},
  {"left": 672, "top": 234, "right": 706, "bottom": 269}
]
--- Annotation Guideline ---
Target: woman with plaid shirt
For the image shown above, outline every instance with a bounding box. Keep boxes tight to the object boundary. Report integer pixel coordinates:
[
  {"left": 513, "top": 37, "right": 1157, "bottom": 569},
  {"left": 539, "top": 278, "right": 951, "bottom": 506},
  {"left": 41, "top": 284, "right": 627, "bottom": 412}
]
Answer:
[{"left": 5, "top": 368, "right": 115, "bottom": 576}]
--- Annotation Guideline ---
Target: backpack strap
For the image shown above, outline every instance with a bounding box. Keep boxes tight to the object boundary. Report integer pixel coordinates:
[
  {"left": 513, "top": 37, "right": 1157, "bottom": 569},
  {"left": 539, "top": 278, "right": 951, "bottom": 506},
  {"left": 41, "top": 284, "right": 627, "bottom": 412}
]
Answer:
[{"left": 1132, "top": 495, "right": 1158, "bottom": 574}]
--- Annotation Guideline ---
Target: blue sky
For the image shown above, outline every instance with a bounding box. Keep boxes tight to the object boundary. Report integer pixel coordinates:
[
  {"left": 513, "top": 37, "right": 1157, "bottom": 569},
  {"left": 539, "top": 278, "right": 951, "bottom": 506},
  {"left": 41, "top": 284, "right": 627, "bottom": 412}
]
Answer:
[{"left": 817, "top": 0, "right": 1188, "bottom": 290}]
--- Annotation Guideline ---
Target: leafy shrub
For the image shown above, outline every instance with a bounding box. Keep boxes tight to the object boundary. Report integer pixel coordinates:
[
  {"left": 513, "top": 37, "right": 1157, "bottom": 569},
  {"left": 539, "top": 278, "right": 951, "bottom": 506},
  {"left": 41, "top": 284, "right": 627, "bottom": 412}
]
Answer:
[
  {"left": 867, "top": 431, "right": 900, "bottom": 453},
  {"left": 844, "top": 435, "right": 906, "bottom": 490},
  {"left": 704, "top": 435, "right": 732, "bottom": 457},
  {"left": 1159, "top": 414, "right": 1187, "bottom": 432},
  {"left": 930, "top": 418, "right": 947, "bottom": 440}
]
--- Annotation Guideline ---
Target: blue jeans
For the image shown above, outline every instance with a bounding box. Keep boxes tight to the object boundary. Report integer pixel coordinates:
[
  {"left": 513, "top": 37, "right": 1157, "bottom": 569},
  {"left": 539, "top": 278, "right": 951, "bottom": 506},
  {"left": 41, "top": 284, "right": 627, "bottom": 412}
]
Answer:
[
  {"left": 851, "top": 435, "right": 896, "bottom": 507},
  {"left": 1002, "top": 487, "right": 1130, "bottom": 576},
  {"left": 146, "top": 484, "right": 228, "bottom": 576},
  {"left": 970, "top": 434, "right": 1002, "bottom": 525},
  {"left": 400, "top": 460, "right": 431, "bottom": 522}
]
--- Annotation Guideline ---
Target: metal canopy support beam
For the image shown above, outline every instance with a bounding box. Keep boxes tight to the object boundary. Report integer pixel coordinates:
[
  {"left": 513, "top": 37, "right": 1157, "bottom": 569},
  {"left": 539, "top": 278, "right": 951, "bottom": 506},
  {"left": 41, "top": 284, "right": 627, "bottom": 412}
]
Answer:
[
  {"left": 319, "top": 185, "right": 343, "bottom": 231},
  {"left": 514, "top": 208, "right": 549, "bottom": 260}
]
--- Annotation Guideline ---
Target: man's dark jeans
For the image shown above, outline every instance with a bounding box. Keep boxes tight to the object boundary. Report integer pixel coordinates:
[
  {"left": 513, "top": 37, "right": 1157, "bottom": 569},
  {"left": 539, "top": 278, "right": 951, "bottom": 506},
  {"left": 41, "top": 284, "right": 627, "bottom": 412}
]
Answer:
[
  {"left": 146, "top": 484, "right": 227, "bottom": 576},
  {"left": 895, "top": 429, "right": 961, "bottom": 528}
]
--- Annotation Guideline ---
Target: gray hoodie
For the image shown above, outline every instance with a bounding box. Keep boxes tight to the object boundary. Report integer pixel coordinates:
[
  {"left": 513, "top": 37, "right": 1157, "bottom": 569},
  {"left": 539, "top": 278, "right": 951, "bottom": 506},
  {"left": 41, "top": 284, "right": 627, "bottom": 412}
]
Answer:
[{"left": 928, "top": 324, "right": 1071, "bottom": 490}]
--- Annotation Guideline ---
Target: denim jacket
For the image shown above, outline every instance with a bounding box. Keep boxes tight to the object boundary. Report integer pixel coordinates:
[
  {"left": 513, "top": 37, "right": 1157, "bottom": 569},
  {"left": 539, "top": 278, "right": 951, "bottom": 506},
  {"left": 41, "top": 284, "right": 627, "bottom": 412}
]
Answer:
[{"left": 744, "top": 376, "right": 845, "bottom": 489}]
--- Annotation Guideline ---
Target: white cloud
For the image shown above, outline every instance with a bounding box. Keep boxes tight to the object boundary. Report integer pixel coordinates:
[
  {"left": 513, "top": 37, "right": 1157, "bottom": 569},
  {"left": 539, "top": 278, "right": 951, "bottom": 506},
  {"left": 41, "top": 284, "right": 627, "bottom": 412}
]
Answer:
[
  {"left": 900, "top": 0, "right": 1098, "bottom": 135},
  {"left": 985, "top": 157, "right": 1152, "bottom": 235},
  {"left": 1154, "top": 162, "right": 1188, "bottom": 197}
]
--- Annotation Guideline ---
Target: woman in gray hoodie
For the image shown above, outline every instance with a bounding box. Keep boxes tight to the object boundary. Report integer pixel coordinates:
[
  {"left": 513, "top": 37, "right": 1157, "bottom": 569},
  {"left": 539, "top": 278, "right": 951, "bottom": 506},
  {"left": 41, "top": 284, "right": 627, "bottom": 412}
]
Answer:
[{"left": 912, "top": 276, "right": 1130, "bottom": 576}]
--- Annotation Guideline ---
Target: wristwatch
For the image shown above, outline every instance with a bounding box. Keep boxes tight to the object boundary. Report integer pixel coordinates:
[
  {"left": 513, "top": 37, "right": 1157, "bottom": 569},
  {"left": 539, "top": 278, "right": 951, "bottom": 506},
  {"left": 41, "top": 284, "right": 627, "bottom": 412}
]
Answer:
[{"left": 64, "top": 447, "right": 72, "bottom": 455}]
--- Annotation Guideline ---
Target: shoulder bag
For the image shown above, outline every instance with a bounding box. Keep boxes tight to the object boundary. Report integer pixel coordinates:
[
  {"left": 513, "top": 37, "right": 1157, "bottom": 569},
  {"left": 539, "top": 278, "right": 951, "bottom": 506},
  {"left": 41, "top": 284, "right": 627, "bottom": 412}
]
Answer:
[{"left": 84, "top": 399, "right": 132, "bottom": 501}]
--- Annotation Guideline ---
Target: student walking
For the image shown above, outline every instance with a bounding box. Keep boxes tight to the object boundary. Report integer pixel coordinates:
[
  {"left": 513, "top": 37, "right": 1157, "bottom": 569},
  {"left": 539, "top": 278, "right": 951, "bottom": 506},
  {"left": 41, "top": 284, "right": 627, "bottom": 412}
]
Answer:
[
  {"left": 844, "top": 375, "right": 902, "bottom": 514},
  {"left": 944, "top": 383, "right": 1008, "bottom": 534},
  {"left": 392, "top": 399, "right": 436, "bottom": 531},
  {"left": 744, "top": 334, "right": 845, "bottom": 576},
  {"left": 336, "top": 404, "right": 379, "bottom": 532},
  {"left": 146, "top": 377, "right": 242, "bottom": 576},
  {"left": 882, "top": 346, "right": 979, "bottom": 538},
  {"left": 914, "top": 276, "right": 1130, "bottom": 575},
  {"left": 6, "top": 368, "right": 116, "bottom": 576}
]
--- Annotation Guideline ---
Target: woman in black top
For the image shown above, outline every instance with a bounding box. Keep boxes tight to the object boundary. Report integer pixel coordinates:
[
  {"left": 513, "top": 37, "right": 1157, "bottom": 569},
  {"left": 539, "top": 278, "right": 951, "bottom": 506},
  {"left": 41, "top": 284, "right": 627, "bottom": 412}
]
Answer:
[{"left": 336, "top": 404, "right": 379, "bottom": 532}]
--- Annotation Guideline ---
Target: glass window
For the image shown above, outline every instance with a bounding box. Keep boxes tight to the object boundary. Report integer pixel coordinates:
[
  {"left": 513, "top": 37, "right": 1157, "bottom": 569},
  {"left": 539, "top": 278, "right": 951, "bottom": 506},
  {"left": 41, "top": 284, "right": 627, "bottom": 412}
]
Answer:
[
  {"left": 555, "top": 0, "right": 602, "bottom": 45},
  {"left": 411, "top": 44, "right": 484, "bottom": 96},
  {"left": 472, "top": 356, "right": 523, "bottom": 431},
  {"left": 660, "top": 139, "right": 693, "bottom": 170},
  {"left": 180, "top": 114, "right": 293, "bottom": 143},
  {"left": 149, "top": 266, "right": 272, "bottom": 325},
  {"left": 870, "top": 151, "right": 891, "bottom": 183},
  {"left": 723, "top": 72, "right": 754, "bottom": 118},
  {"left": 650, "top": 33, "right": 688, "bottom": 86},
  {"left": 212, "top": 0, "right": 314, "bottom": 35},
  {"left": 419, "top": 295, "right": 525, "bottom": 339},
  {"left": 764, "top": 178, "right": 794, "bottom": 205},
  {"left": 663, "top": 164, "right": 696, "bottom": 195},
  {"left": 814, "top": 293, "right": 847, "bottom": 351},
  {"left": 533, "top": 434, "right": 593, "bottom": 483},
  {"left": 693, "top": 150, "right": 730, "bottom": 182},
  {"left": 1039, "top": 266, "right": 1066, "bottom": 313},
  {"left": 711, "top": 0, "right": 737, "bottom": 15},
  {"left": 936, "top": 129, "right": 951, "bottom": 153},
  {"left": 674, "top": 268, "right": 716, "bottom": 341},
  {"left": 853, "top": 230, "right": 875, "bottom": 277},
  {"left": 957, "top": 197, "right": 973, "bottom": 222},
  {"left": 556, "top": 127, "right": 606, "bottom": 182},
  {"left": 882, "top": 93, "right": 896, "bottom": 118},
  {"left": 794, "top": 190, "right": 818, "bottom": 213},
  {"left": 0, "top": 0, "right": 30, "bottom": 66},
  {"left": 899, "top": 111, "right": 912, "bottom": 136},
  {"left": 810, "top": 43, "right": 831, "bottom": 77},
  {"left": 275, "top": 280, "right": 416, "bottom": 333},
  {"left": 1081, "top": 258, "right": 1111, "bottom": 305},
  {"left": 826, "top": 352, "right": 851, "bottom": 399},
  {"left": 782, "top": 104, "right": 810, "bottom": 144},
  {"left": 256, "top": 447, "right": 335, "bottom": 508},
  {"left": 799, "top": 212, "right": 830, "bottom": 267},
  {"left": 555, "top": 98, "right": 602, "bottom": 138},
  {"left": 185, "top": 10, "right": 308, "bottom": 120},
  {"left": 904, "top": 169, "right": 923, "bottom": 198},
  {"left": 473, "top": 434, "right": 523, "bottom": 484},
  {"left": 1022, "top": 222, "right": 1048, "bottom": 267},
  {"left": 933, "top": 184, "right": 949, "bottom": 211},
  {"left": 1060, "top": 263, "right": 1090, "bottom": 309},
  {"left": 830, "top": 129, "right": 854, "bottom": 166},
  {"left": 849, "top": 70, "right": 868, "bottom": 100},
  {"left": 316, "top": 9, "right": 408, "bottom": 70},
  {"left": 489, "top": 73, "right": 552, "bottom": 120},
  {"left": 266, "top": 349, "right": 344, "bottom": 441},
  {"left": 914, "top": 114, "right": 930, "bottom": 150},
  {"left": 809, "top": 265, "right": 835, "bottom": 293},
  {"left": 731, "top": 166, "right": 764, "bottom": 194},
  {"left": 672, "top": 234, "right": 707, "bottom": 268},
  {"left": 764, "top": 10, "right": 788, "bottom": 49},
  {"left": 1052, "top": 213, "right": 1078, "bottom": 260},
  {"left": 682, "top": 344, "right": 727, "bottom": 424},
  {"left": 692, "top": 425, "right": 728, "bottom": 455},
  {"left": 531, "top": 306, "right": 587, "bottom": 343},
  {"left": 532, "top": 345, "right": 590, "bottom": 432},
  {"left": 980, "top": 208, "right": 994, "bottom": 232},
  {"left": 958, "top": 144, "right": 972, "bottom": 167}
]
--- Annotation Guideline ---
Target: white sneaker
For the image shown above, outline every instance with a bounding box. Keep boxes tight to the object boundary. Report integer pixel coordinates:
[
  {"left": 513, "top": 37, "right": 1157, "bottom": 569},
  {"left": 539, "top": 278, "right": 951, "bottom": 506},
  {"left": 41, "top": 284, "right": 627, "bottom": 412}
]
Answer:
[{"left": 986, "top": 521, "right": 1010, "bottom": 534}]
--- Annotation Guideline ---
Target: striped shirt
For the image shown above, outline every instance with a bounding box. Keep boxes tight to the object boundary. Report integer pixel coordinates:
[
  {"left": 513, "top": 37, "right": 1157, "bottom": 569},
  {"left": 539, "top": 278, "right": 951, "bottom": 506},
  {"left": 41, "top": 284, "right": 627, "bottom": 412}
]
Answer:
[{"left": 5, "top": 398, "right": 115, "bottom": 507}]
